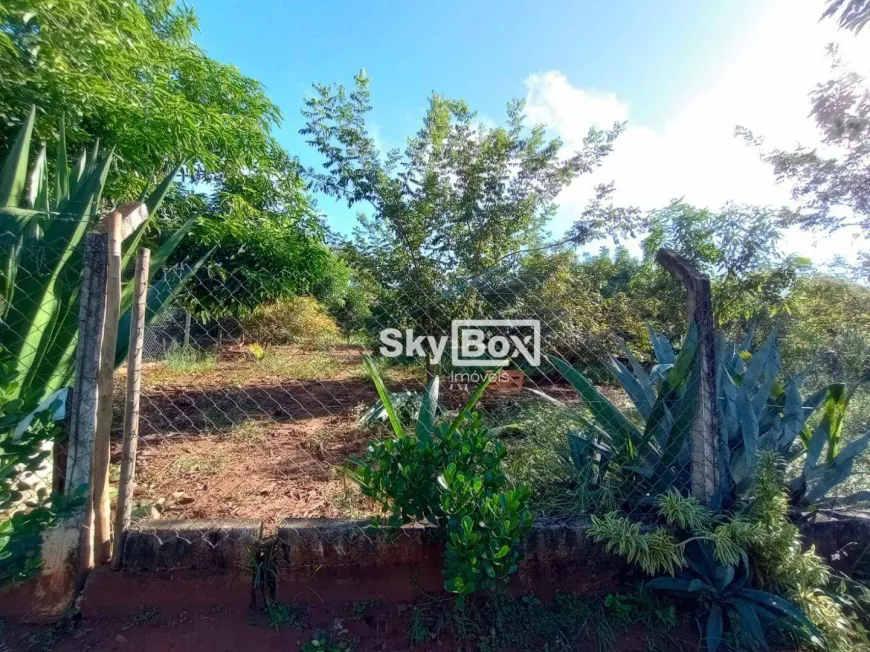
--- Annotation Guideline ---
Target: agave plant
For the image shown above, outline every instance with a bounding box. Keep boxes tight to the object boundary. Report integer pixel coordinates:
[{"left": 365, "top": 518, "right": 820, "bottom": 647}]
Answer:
[
  {"left": 543, "top": 324, "right": 702, "bottom": 504},
  {"left": 547, "top": 325, "right": 870, "bottom": 509},
  {"left": 0, "top": 108, "right": 210, "bottom": 405},
  {"left": 719, "top": 332, "right": 870, "bottom": 507},
  {"left": 646, "top": 541, "right": 820, "bottom": 651}
]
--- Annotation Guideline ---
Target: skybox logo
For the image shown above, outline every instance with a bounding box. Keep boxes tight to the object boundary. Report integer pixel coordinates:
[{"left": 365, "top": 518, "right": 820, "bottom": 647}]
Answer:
[{"left": 379, "top": 319, "right": 541, "bottom": 368}]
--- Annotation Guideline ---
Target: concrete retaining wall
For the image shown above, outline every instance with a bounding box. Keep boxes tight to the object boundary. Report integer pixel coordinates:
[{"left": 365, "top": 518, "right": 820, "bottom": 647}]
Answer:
[{"left": 4, "top": 515, "right": 869, "bottom": 622}]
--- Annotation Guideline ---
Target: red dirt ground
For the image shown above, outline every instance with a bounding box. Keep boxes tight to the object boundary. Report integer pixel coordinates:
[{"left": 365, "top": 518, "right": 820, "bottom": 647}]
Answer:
[
  {"left": 3, "top": 601, "right": 703, "bottom": 652},
  {"left": 107, "top": 344, "right": 589, "bottom": 529}
]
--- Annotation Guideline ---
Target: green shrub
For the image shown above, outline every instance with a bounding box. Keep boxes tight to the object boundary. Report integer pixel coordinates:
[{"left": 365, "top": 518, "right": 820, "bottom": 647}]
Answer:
[
  {"left": 242, "top": 296, "right": 341, "bottom": 348},
  {"left": 588, "top": 454, "right": 866, "bottom": 651},
  {"left": 349, "top": 358, "right": 532, "bottom": 606}
]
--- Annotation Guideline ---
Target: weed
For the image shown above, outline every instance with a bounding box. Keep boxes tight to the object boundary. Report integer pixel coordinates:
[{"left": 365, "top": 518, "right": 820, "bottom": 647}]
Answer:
[
  {"left": 166, "top": 451, "right": 226, "bottom": 478},
  {"left": 163, "top": 342, "right": 216, "bottom": 373},
  {"left": 264, "top": 602, "right": 305, "bottom": 632},
  {"left": 222, "top": 420, "right": 270, "bottom": 445},
  {"left": 349, "top": 599, "right": 380, "bottom": 620},
  {"left": 120, "top": 605, "right": 159, "bottom": 631},
  {"left": 302, "top": 618, "right": 354, "bottom": 651},
  {"left": 257, "top": 348, "right": 343, "bottom": 379},
  {"left": 406, "top": 604, "right": 435, "bottom": 645},
  {"left": 247, "top": 539, "right": 279, "bottom": 606},
  {"left": 248, "top": 342, "right": 267, "bottom": 361}
]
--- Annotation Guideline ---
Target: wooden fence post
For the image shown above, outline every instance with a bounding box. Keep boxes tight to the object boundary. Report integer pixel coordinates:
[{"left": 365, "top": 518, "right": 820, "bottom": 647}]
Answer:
[
  {"left": 65, "top": 232, "right": 108, "bottom": 585},
  {"left": 655, "top": 247, "right": 720, "bottom": 504},
  {"left": 111, "top": 248, "right": 150, "bottom": 570},
  {"left": 92, "top": 211, "right": 123, "bottom": 564}
]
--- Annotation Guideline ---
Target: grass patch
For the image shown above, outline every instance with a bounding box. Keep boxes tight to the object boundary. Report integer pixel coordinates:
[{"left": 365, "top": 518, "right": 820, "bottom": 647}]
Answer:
[
  {"left": 264, "top": 602, "right": 306, "bottom": 632},
  {"left": 166, "top": 450, "right": 226, "bottom": 478},
  {"left": 349, "top": 600, "right": 380, "bottom": 620},
  {"left": 441, "top": 589, "right": 682, "bottom": 652},
  {"left": 163, "top": 342, "right": 217, "bottom": 373},
  {"left": 221, "top": 420, "right": 271, "bottom": 445},
  {"left": 258, "top": 349, "right": 345, "bottom": 380}
]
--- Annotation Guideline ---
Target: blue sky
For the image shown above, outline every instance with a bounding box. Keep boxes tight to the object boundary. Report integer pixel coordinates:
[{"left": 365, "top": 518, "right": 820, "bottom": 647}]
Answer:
[{"left": 188, "top": 0, "right": 868, "bottom": 263}]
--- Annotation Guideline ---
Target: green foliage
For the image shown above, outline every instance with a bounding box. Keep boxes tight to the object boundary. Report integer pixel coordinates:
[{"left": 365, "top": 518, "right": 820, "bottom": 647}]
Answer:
[
  {"left": 349, "top": 359, "right": 532, "bottom": 603},
  {"left": 0, "top": 111, "right": 204, "bottom": 403},
  {"left": 302, "top": 70, "right": 622, "bottom": 344},
  {"left": 359, "top": 389, "right": 439, "bottom": 430},
  {"left": 440, "top": 467, "right": 531, "bottom": 603},
  {"left": 169, "top": 189, "right": 352, "bottom": 322},
  {"left": 547, "top": 323, "right": 702, "bottom": 505},
  {"left": 241, "top": 296, "right": 341, "bottom": 348},
  {"left": 590, "top": 455, "right": 865, "bottom": 651},
  {"left": 0, "top": 1, "right": 343, "bottom": 329},
  {"left": 551, "top": 320, "right": 870, "bottom": 511},
  {"left": 263, "top": 602, "right": 305, "bottom": 632},
  {"left": 162, "top": 342, "right": 215, "bottom": 373},
  {"left": 646, "top": 543, "right": 820, "bottom": 652},
  {"left": 0, "top": 345, "right": 83, "bottom": 587},
  {"left": 0, "top": 0, "right": 283, "bottom": 199},
  {"left": 719, "top": 333, "right": 870, "bottom": 508}
]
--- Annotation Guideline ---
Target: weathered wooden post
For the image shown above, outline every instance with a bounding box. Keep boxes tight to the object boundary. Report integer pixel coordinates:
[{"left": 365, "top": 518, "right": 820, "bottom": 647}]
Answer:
[
  {"left": 92, "top": 211, "right": 123, "bottom": 564},
  {"left": 111, "top": 248, "right": 150, "bottom": 570},
  {"left": 655, "top": 248, "right": 720, "bottom": 504}
]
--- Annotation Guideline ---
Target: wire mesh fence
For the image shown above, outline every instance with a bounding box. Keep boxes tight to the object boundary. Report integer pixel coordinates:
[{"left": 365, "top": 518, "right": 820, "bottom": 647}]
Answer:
[
  {"left": 4, "top": 230, "right": 870, "bottom": 579},
  {"left": 108, "top": 254, "right": 870, "bottom": 542}
]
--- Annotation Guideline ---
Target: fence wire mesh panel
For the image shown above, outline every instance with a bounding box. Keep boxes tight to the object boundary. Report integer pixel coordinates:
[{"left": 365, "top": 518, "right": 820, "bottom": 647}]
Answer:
[
  {"left": 1, "top": 229, "right": 94, "bottom": 588},
  {"left": 107, "top": 251, "right": 870, "bottom": 550}
]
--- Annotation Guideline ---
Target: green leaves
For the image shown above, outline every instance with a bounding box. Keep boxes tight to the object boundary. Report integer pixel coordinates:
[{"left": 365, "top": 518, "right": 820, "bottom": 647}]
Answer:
[
  {"left": 350, "top": 367, "right": 530, "bottom": 604},
  {"left": 362, "top": 356, "right": 405, "bottom": 439},
  {"left": 547, "top": 354, "right": 644, "bottom": 456},
  {"left": 0, "top": 106, "right": 35, "bottom": 209}
]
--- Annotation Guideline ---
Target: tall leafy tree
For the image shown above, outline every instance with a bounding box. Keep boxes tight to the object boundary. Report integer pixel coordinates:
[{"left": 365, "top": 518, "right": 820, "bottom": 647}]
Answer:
[
  {"left": 738, "top": 48, "right": 870, "bottom": 239},
  {"left": 0, "top": 0, "right": 345, "bottom": 322},
  {"left": 301, "top": 71, "right": 623, "bottom": 339},
  {"left": 0, "top": 0, "right": 285, "bottom": 197}
]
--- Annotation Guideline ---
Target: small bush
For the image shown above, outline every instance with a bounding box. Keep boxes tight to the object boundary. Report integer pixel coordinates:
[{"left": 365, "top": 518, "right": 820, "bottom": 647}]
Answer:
[
  {"left": 350, "top": 359, "right": 532, "bottom": 606},
  {"left": 242, "top": 296, "right": 342, "bottom": 348}
]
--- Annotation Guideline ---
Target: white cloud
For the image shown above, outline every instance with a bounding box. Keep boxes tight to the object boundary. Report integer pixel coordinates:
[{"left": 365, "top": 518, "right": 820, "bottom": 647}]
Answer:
[{"left": 524, "top": 0, "right": 870, "bottom": 264}]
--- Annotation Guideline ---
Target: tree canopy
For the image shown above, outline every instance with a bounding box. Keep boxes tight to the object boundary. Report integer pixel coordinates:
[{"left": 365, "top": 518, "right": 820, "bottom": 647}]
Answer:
[
  {"left": 301, "top": 70, "right": 624, "bottom": 337},
  {"left": 0, "top": 0, "right": 287, "bottom": 198}
]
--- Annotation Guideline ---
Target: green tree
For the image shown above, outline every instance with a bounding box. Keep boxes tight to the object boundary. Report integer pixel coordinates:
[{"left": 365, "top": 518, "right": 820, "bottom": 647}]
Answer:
[
  {"left": 301, "top": 71, "right": 623, "bottom": 344},
  {"left": 0, "top": 0, "right": 353, "bottom": 325},
  {"left": 738, "top": 48, "right": 870, "bottom": 241},
  {"left": 638, "top": 201, "right": 809, "bottom": 339},
  {"left": 0, "top": 0, "right": 283, "bottom": 198}
]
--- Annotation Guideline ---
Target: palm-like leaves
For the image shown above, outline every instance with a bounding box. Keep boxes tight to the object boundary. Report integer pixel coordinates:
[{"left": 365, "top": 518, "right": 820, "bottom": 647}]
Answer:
[{"left": 0, "top": 109, "right": 207, "bottom": 404}]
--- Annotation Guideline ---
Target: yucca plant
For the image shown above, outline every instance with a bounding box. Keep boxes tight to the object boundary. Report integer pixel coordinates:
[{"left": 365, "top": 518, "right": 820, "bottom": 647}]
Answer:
[
  {"left": 0, "top": 108, "right": 210, "bottom": 405},
  {"left": 720, "top": 332, "right": 870, "bottom": 508},
  {"left": 646, "top": 542, "right": 821, "bottom": 651}
]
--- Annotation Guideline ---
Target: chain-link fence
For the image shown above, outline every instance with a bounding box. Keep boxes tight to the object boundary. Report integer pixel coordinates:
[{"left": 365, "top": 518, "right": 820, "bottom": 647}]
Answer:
[
  {"left": 107, "top": 251, "right": 870, "bottom": 539},
  {"left": 4, "top": 225, "right": 870, "bottom": 584}
]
